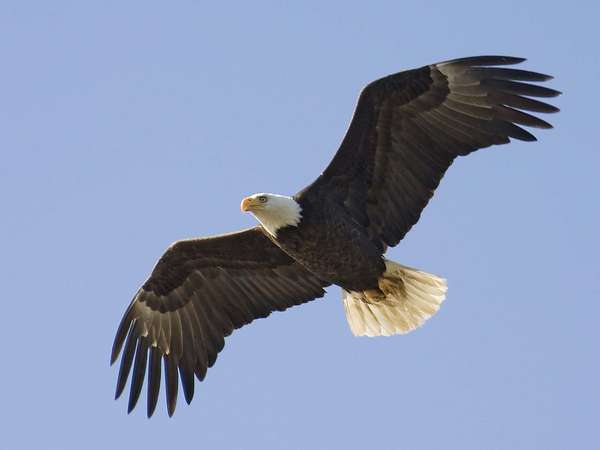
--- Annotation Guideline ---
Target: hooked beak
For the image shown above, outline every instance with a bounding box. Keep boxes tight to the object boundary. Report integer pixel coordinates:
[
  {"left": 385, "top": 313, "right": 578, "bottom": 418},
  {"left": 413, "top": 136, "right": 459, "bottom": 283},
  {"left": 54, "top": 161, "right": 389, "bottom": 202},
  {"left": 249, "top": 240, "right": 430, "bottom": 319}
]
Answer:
[{"left": 241, "top": 197, "right": 254, "bottom": 212}]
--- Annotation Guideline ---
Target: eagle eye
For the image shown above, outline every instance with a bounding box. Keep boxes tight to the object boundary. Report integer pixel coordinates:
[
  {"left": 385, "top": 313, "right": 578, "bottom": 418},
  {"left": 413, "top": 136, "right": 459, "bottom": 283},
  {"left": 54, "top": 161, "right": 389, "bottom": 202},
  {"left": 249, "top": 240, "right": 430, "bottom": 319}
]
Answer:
[{"left": 258, "top": 196, "right": 267, "bottom": 203}]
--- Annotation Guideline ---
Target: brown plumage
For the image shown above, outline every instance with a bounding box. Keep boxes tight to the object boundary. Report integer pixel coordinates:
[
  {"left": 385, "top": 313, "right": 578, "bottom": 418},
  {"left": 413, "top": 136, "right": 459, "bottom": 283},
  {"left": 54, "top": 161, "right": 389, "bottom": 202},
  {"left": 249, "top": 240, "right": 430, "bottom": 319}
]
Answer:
[
  {"left": 112, "top": 55, "right": 559, "bottom": 416},
  {"left": 112, "top": 228, "right": 328, "bottom": 416}
]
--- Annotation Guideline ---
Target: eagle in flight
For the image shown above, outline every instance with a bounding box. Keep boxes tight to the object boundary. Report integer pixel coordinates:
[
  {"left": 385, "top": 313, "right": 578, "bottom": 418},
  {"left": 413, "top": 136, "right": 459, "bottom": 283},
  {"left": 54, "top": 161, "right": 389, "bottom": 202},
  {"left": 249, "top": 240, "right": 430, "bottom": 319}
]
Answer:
[{"left": 111, "top": 56, "right": 560, "bottom": 416}]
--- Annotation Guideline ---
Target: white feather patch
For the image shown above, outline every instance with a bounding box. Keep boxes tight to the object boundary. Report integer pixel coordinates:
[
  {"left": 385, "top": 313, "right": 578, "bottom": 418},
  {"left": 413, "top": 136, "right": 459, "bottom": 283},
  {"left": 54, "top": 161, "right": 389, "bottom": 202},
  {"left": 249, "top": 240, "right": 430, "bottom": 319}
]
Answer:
[
  {"left": 249, "top": 193, "right": 302, "bottom": 237},
  {"left": 343, "top": 259, "right": 447, "bottom": 337}
]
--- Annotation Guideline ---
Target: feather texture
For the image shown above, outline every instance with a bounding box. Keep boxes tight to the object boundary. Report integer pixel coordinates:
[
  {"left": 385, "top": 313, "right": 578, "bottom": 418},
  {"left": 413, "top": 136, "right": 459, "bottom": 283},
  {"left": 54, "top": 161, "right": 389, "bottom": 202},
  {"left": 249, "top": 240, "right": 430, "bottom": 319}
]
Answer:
[
  {"left": 300, "top": 55, "right": 559, "bottom": 249},
  {"left": 111, "top": 227, "right": 328, "bottom": 416},
  {"left": 112, "top": 55, "right": 559, "bottom": 417}
]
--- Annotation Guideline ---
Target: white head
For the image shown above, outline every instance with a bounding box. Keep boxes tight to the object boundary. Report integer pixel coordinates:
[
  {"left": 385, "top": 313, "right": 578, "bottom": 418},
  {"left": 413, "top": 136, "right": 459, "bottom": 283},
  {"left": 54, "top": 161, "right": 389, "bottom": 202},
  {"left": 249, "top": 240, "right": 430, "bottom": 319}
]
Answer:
[{"left": 241, "top": 193, "right": 302, "bottom": 237}]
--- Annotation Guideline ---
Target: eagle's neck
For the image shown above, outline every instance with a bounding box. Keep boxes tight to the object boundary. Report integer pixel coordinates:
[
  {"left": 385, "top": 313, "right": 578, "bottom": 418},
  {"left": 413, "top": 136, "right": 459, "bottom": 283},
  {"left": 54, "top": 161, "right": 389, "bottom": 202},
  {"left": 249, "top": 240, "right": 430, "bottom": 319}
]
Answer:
[{"left": 253, "top": 195, "right": 302, "bottom": 237}]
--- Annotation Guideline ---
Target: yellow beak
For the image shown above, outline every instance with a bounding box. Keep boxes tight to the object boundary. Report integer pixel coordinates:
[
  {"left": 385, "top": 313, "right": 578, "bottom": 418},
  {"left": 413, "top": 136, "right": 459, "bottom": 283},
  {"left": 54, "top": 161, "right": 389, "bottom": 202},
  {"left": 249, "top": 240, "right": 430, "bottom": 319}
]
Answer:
[{"left": 240, "top": 196, "right": 254, "bottom": 212}]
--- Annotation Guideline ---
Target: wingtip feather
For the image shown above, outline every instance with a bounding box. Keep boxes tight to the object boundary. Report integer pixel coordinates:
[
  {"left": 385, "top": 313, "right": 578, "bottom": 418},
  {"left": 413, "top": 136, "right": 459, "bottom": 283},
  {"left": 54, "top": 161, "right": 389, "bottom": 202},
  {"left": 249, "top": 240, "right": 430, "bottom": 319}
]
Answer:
[{"left": 437, "top": 55, "right": 526, "bottom": 67}]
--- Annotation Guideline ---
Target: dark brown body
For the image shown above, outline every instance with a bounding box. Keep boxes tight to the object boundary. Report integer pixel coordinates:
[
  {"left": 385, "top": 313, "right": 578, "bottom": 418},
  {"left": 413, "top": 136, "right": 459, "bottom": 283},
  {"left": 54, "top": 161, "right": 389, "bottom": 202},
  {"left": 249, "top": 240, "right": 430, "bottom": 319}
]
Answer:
[{"left": 268, "top": 195, "right": 385, "bottom": 292}]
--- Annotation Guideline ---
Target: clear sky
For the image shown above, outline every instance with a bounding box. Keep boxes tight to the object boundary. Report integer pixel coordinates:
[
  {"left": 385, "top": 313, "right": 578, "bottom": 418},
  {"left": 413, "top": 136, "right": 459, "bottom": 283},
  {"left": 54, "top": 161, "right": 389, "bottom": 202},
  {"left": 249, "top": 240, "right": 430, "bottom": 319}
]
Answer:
[{"left": 1, "top": 1, "right": 598, "bottom": 449}]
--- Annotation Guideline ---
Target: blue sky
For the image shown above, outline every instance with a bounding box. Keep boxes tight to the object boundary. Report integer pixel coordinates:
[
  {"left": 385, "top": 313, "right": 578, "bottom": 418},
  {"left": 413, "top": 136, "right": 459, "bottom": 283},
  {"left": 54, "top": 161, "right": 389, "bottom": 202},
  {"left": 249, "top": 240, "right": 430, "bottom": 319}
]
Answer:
[{"left": 1, "top": 1, "right": 598, "bottom": 449}]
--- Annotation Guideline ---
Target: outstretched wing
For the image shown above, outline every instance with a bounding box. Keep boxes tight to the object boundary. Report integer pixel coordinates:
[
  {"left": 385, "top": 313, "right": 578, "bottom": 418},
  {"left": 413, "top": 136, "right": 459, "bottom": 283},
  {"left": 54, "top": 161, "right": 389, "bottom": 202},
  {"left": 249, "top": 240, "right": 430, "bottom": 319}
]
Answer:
[
  {"left": 299, "top": 56, "right": 560, "bottom": 250},
  {"left": 111, "top": 227, "right": 328, "bottom": 417}
]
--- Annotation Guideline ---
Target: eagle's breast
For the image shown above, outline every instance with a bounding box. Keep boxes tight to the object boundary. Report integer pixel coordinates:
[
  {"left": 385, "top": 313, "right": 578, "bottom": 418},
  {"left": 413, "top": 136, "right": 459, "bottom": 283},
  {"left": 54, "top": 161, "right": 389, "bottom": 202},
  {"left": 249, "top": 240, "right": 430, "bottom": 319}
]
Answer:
[{"left": 271, "top": 198, "right": 385, "bottom": 292}]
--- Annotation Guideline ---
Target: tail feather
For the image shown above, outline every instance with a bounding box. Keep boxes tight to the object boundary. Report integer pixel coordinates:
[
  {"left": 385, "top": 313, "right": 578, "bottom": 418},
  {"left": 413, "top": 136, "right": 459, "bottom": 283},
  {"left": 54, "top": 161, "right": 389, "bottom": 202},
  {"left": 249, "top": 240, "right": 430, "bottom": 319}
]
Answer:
[{"left": 343, "top": 260, "right": 447, "bottom": 337}]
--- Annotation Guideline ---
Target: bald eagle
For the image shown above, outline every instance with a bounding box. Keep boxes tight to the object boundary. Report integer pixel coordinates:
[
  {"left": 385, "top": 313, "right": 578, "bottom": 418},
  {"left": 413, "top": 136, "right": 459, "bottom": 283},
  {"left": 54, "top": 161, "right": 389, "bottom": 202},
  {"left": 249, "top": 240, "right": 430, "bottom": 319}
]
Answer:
[{"left": 111, "top": 56, "right": 559, "bottom": 416}]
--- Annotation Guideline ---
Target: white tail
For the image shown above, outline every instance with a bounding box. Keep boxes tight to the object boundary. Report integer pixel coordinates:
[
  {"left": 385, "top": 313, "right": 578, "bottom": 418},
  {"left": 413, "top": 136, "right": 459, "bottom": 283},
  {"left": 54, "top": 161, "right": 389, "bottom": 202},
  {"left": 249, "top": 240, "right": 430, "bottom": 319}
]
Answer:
[{"left": 343, "top": 259, "right": 447, "bottom": 337}]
